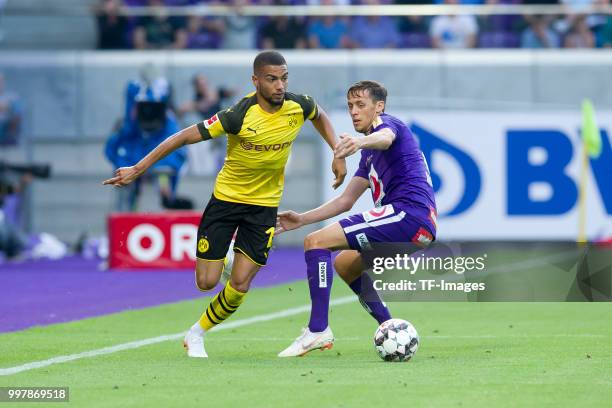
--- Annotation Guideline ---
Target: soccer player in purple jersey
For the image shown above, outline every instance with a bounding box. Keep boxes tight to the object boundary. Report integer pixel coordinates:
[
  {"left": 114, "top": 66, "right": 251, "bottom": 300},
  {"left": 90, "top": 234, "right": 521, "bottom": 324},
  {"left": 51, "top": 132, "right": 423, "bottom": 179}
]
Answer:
[{"left": 276, "top": 80, "right": 437, "bottom": 357}]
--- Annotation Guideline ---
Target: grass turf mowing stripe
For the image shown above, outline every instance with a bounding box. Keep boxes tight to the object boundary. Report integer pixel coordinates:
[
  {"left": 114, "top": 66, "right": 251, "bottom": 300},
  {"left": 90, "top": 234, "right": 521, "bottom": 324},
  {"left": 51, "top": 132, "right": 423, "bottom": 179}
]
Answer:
[{"left": 0, "top": 295, "right": 357, "bottom": 377}]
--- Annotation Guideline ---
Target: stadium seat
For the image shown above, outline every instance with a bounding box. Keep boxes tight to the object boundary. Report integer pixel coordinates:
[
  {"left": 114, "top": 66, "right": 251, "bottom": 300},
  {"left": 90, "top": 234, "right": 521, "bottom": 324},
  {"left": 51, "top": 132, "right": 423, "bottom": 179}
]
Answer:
[
  {"left": 478, "top": 31, "right": 520, "bottom": 48},
  {"left": 400, "top": 33, "right": 432, "bottom": 49}
]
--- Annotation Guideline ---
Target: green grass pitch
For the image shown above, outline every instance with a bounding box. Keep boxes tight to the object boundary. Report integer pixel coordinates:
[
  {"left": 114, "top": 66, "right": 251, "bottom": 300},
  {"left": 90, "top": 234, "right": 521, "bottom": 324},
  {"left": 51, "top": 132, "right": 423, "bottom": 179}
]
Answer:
[{"left": 1, "top": 281, "right": 611, "bottom": 407}]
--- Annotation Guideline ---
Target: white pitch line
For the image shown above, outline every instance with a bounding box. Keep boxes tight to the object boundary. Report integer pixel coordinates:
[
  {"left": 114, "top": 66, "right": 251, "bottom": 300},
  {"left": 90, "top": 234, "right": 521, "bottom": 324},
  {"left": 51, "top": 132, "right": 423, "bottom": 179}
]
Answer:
[
  {"left": 0, "top": 296, "right": 357, "bottom": 377},
  {"left": 214, "top": 333, "right": 609, "bottom": 342}
]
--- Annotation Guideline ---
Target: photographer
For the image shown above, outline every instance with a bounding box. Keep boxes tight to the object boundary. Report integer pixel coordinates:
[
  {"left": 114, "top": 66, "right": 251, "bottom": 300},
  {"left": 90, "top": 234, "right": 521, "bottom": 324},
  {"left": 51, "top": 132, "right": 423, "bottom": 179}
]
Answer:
[
  {"left": 105, "top": 72, "right": 189, "bottom": 212},
  {"left": 0, "top": 162, "right": 50, "bottom": 260},
  {"left": 177, "top": 73, "right": 235, "bottom": 173},
  {"left": 0, "top": 72, "right": 22, "bottom": 146},
  {"left": 0, "top": 172, "right": 30, "bottom": 259}
]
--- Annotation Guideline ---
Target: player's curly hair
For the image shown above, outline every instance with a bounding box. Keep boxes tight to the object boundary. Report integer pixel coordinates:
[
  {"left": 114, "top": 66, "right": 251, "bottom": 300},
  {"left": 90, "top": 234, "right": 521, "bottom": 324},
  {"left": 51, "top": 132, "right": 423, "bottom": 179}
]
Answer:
[
  {"left": 347, "top": 80, "right": 387, "bottom": 105},
  {"left": 253, "top": 51, "right": 287, "bottom": 74}
]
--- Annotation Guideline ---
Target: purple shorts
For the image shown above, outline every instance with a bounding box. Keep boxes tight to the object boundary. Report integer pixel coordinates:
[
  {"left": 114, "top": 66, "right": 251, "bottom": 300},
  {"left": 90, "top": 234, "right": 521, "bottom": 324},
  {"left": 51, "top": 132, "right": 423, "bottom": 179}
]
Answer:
[{"left": 338, "top": 204, "right": 436, "bottom": 252}]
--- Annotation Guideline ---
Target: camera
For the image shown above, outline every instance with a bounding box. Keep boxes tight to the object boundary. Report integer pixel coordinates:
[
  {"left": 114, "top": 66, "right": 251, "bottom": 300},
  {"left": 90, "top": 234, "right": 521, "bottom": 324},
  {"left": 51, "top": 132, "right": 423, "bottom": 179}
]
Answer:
[
  {"left": 136, "top": 100, "right": 167, "bottom": 133},
  {"left": 0, "top": 161, "right": 51, "bottom": 179}
]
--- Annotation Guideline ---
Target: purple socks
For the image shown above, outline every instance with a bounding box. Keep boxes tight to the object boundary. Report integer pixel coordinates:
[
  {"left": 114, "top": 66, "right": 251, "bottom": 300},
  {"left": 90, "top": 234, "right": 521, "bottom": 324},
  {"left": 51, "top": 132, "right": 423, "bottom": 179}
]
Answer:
[
  {"left": 305, "top": 249, "right": 333, "bottom": 332},
  {"left": 305, "top": 249, "right": 391, "bottom": 331},
  {"left": 349, "top": 273, "right": 391, "bottom": 324}
]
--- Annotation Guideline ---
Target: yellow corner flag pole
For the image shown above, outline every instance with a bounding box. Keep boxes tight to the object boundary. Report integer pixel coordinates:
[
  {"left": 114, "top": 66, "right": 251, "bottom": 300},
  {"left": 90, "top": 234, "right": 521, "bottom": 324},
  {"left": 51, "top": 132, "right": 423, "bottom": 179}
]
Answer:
[
  {"left": 578, "top": 138, "right": 588, "bottom": 244},
  {"left": 578, "top": 99, "right": 603, "bottom": 244}
]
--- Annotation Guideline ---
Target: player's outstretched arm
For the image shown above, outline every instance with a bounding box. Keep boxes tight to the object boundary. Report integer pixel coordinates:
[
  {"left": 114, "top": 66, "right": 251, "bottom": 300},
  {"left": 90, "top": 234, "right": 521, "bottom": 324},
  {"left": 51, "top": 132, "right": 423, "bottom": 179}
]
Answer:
[
  {"left": 334, "top": 128, "right": 396, "bottom": 159},
  {"left": 102, "top": 124, "right": 203, "bottom": 187},
  {"left": 311, "top": 105, "right": 347, "bottom": 189},
  {"left": 276, "top": 176, "right": 369, "bottom": 234}
]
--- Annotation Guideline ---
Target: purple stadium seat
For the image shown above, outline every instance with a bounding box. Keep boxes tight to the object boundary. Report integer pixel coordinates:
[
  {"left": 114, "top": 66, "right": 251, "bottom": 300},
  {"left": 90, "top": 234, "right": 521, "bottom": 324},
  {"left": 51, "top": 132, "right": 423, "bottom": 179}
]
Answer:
[
  {"left": 478, "top": 31, "right": 520, "bottom": 48},
  {"left": 481, "top": 0, "right": 522, "bottom": 32},
  {"left": 186, "top": 32, "right": 223, "bottom": 48},
  {"left": 123, "top": 0, "right": 147, "bottom": 6},
  {"left": 400, "top": 33, "right": 432, "bottom": 49},
  {"left": 486, "top": 15, "right": 521, "bottom": 32},
  {"left": 164, "top": 0, "right": 208, "bottom": 4}
]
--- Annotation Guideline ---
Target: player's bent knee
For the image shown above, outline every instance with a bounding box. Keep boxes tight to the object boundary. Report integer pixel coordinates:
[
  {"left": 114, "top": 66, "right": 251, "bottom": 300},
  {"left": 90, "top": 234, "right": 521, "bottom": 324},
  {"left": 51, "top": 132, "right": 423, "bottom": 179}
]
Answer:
[
  {"left": 304, "top": 231, "right": 324, "bottom": 250},
  {"left": 334, "top": 251, "right": 363, "bottom": 284},
  {"left": 194, "top": 268, "right": 219, "bottom": 292},
  {"left": 334, "top": 257, "right": 348, "bottom": 277},
  {"left": 229, "top": 277, "right": 250, "bottom": 293},
  {"left": 334, "top": 262, "right": 356, "bottom": 283},
  {"left": 195, "top": 275, "right": 217, "bottom": 292}
]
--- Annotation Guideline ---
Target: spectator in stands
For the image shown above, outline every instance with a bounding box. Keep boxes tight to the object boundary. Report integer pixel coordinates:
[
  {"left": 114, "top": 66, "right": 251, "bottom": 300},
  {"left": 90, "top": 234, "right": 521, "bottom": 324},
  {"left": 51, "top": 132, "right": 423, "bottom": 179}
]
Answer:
[
  {"left": 602, "top": 14, "right": 612, "bottom": 47},
  {"left": 261, "top": 15, "right": 308, "bottom": 49},
  {"left": 396, "top": 0, "right": 432, "bottom": 35},
  {"left": 557, "top": 0, "right": 611, "bottom": 42},
  {"left": 133, "top": 0, "right": 186, "bottom": 49},
  {"left": 307, "top": 6, "right": 350, "bottom": 49},
  {"left": 564, "top": 15, "right": 596, "bottom": 47},
  {"left": 0, "top": 0, "right": 6, "bottom": 43},
  {"left": 0, "top": 73, "right": 22, "bottom": 146},
  {"left": 105, "top": 67, "right": 188, "bottom": 211},
  {"left": 178, "top": 73, "right": 235, "bottom": 173},
  {"left": 179, "top": 15, "right": 224, "bottom": 49},
  {"left": 521, "top": 15, "right": 560, "bottom": 48},
  {"left": 221, "top": 0, "right": 257, "bottom": 49},
  {"left": 395, "top": 0, "right": 433, "bottom": 48},
  {"left": 430, "top": 0, "right": 478, "bottom": 49},
  {"left": 348, "top": 0, "right": 400, "bottom": 48},
  {"left": 178, "top": 73, "right": 235, "bottom": 121},
  {"left": 95, "top": 0, "right": 129, "bottom": 49}
]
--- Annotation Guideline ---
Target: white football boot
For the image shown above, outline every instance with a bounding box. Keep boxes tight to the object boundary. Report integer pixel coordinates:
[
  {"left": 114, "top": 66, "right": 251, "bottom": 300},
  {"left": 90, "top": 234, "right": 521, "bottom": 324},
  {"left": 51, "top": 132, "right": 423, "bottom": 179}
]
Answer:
[
  {"left": 278, "top": 327, "right": 334, "bottom": 357},
  {"left": 183, "top": 329, "right": 208, "bottom": 358}
]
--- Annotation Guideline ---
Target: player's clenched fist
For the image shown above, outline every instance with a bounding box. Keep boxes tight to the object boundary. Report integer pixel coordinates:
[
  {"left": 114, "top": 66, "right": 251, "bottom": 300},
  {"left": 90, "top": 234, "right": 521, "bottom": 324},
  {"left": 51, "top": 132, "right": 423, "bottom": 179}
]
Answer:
[
  {"left": 334, "top": 133, "right": 362, "bottom": 159},
  {"left": 102, "top": 166, "right": 141, "bottom": 187},
  {"left": 275, "top": 210, "right": 304, "bottom": 234}
]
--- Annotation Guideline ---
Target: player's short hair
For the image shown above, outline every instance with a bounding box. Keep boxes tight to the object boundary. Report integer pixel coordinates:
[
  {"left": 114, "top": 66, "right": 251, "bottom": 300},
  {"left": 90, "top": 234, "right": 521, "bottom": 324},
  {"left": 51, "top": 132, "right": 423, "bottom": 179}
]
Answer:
[
  {"left": 347, "top": 80, "right": 387, "bottom": 104},
  {"left": 253, "top": 51, "right": 287, "bottom": 74}
]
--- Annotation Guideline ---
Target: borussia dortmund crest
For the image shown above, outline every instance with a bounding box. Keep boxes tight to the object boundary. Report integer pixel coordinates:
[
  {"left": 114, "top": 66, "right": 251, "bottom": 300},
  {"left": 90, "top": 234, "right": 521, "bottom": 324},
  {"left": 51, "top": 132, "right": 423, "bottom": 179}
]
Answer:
[
  {"left": 288, "top": 114, "right": 298, "bottom": 128},
  {"left": 198, "top": 237, "right": 210, "bottom": 253}
]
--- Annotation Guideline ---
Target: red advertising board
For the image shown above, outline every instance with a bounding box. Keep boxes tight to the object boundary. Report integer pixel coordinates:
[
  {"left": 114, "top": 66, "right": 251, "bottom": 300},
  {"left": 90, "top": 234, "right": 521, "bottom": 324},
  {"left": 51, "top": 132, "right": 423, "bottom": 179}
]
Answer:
[{"left": 108, "top": 211, "right": 201, "bottom": 269}]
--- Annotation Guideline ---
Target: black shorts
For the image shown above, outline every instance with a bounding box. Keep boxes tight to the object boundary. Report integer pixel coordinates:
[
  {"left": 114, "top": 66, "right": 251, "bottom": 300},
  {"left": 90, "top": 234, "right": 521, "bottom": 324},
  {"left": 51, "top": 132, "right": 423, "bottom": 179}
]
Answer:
[{"left": 196, "top": 195, "right": 277, "bottom": 266}]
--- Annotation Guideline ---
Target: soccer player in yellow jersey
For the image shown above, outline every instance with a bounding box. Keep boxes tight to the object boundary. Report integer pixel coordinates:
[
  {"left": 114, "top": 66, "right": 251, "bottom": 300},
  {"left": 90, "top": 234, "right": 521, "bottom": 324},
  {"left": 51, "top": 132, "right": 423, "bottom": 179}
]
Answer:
[{"left": 103, "top": 51, "right": 347, "bottom": 358}]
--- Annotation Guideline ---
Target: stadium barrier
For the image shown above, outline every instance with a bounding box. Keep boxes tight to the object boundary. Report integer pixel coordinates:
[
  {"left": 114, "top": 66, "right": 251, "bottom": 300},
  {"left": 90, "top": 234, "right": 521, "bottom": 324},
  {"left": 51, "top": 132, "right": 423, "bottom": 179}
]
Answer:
[{"left": 108, "top": 211, "right": 200, "bottom": 269}]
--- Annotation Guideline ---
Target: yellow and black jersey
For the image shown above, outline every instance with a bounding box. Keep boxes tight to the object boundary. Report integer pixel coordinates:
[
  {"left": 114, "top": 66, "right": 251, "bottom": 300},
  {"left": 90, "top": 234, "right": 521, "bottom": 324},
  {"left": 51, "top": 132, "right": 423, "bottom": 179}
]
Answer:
[{"left": 197, "top": 91, "right": 318, "bottom": 207}]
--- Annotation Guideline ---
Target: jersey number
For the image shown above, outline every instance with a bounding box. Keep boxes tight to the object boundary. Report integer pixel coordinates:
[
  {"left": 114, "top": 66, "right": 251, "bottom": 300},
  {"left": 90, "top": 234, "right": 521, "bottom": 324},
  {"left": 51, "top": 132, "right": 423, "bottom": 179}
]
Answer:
[{"left": 265, "top": 227, "right": 275, "bottom": 249}]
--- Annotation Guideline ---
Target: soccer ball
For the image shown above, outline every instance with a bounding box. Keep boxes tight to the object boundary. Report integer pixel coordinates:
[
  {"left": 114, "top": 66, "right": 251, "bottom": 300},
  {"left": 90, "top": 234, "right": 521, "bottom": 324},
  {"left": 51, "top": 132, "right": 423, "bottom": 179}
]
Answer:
[{"left": 374, "top": 318, "right": 419, "bottom": 362}]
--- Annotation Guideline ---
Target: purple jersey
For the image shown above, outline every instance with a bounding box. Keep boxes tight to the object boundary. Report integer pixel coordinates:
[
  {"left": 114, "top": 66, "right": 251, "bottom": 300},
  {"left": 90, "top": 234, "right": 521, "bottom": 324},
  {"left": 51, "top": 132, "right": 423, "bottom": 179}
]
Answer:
[{"left": 354, "top": 113, "right": 436, "bottom": 214}]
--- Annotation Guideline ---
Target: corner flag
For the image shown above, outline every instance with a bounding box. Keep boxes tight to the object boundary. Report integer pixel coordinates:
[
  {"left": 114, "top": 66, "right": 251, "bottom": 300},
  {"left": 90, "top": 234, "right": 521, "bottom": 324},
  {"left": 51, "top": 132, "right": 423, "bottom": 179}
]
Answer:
[{"left": 581, "top": 99, "right": 602, "bottom": 159}]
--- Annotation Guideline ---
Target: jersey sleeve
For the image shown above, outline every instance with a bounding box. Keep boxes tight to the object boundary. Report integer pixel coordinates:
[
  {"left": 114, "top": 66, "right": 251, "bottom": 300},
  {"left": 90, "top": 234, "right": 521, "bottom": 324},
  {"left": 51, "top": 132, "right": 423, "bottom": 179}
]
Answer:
[
  {"left": 197, "top": 106, "right": 244, "bottom": 140},
  {"left": 297, "top": 94, "right": 319, "bottom": 121},
  {"left": 197, "top": 112, "right": 227, "bottom": 140},
  {"left": 354, "top": 151, "right": 369, "bottom": 180},
  {"left": 377, "top": 121, "right": 399, "bottom": 146}
]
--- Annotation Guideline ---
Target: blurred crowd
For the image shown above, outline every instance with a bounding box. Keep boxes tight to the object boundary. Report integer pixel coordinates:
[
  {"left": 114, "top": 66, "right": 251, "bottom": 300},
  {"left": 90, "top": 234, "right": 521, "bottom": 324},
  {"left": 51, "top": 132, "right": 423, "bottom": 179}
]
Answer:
[{"left": 94, "top": 0, "right": 612, "bottom": 50}]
